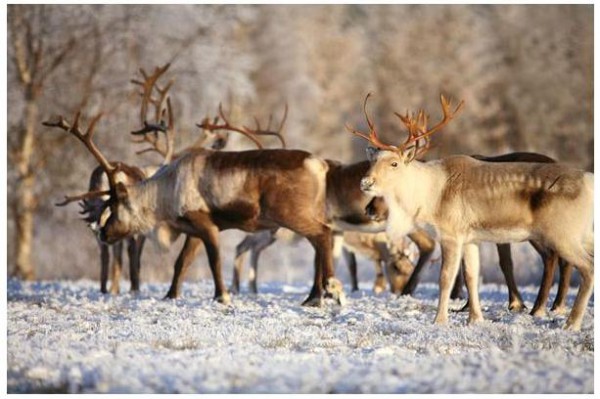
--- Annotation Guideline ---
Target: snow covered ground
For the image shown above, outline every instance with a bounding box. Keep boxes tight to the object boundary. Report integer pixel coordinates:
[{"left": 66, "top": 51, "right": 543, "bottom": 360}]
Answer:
[{"left": 7, "top": 278, "right": 593, "bottom": 393}]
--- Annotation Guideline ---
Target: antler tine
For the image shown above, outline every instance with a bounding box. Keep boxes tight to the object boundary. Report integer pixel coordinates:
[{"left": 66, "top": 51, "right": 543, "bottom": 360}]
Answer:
[
  {"left": 55, "top": 189, "right": 111, "bottom": 207},
  {"left": 346, "top": 93, "right": 398, "bottom": 152},
  {"left": 196, "top": 103, "right": 264, "bottom": 149},
  {"left": 363, "top": 93, "right": 375, "bottom": 132},
  {"left": 242, "top": 104, "right": 288, "bottom": 148},
  {"left": 43, "top": 111, "right": 116, "bottom": 183},
  {"left": 85, "top": 112, "right": 103, "bottom": 140},
  {"left": 133, "top": 63, "right": 171, "bottom": 127},
  {"left": 131, "top": 63, "right": 177, "bottom": 163},
  {"left": 396, "top": 94, "right": 464, "bottom": 157},
  {"left": 162, "top": 97, "right": 174, "bottom": 163},
  {"left": 217, "top": 102, "right": 230, "bottom": 125}
]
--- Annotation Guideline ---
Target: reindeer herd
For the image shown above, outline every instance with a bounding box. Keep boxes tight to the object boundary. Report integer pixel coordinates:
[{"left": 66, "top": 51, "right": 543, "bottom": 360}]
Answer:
[{"left": 43, "top": 64, "right": 594, "bottom": 331}]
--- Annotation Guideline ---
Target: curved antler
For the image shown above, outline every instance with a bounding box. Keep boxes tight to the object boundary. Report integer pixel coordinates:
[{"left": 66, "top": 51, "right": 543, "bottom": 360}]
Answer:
[
  {"left": 346, "top": 93, "right": 464, "bottom": 162},
  {"left": 54, "top": 189, "right": 111, "bottom": 207},
  {"left": 395, "top": 94, "right": 464, "bottom": 161},
  {"left": 196, "top": 103, "right": 264, "bottom": 149},
  {"left": 131, "top": 63, "right": 175, "bottom": 164},
  {"left": 345, "top": 93, "right": 398, "bottom": 152},
  {"left": 42, "top": 112, "right": 118, "bottom": 188},
  {"left": 244, "top": 103, "right": 288, "bottom": 148}
]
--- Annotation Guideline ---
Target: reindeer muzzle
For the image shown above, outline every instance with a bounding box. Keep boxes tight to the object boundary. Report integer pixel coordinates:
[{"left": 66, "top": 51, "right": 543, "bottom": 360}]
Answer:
[{"left": 360, "top": 177, "right": 375, "bottom": 192}]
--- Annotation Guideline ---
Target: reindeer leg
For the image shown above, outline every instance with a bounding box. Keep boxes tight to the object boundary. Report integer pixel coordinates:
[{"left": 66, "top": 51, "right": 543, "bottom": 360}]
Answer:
[
  {"left": 127, "top": 237, "right": 141, "bottom": 293},
  {"left": 551, "top": 260, "right": 572, "bottom": 315},
  {"left": 109, "top": 241, "right": 123, "bottom": 295},
  {"left": 434, "top": 237, "right": 464, "bottom": 325},
  {"left": 450, "top": 263, "right": 465, "bottom": 300},
  {"left": 497, "top": 243, "right": 526, "bottom": 312},
  {"left": 200, "top": 228, "right": 230, "bottom": 305},
  {"left": 99, "top": 242, "right": 109, "bottom": 294},
  {"left": 402, "top": 229, "right": 435, "bottom": 296},
  {"left": 248, "top": 234, "right": 277, "bottom": 294},
  {"left": 463, "top": 243, "right": 484, "bottom": 324},
  {"left": 342, "top": 247, "right": 359, "bottom": 292},
  {"left": 135, "top": 236, "right": 145, "bottom": 286},
  {"left": 165, "top": 236, "right": 203, "bottom": 299},
  {"left": 530, "top": 241, "right": 557, "bottom": 317},
  {"left": 322, "top": 229, "right": 345, "bottom": 306},
  {"left": 303, "top": 234, "right": 326, "bottom": 307},
  {"left": 232, "top": 235, "right": 253, "bottom": 295},
  {"left": 373, "top": 259, "right": 386, "bottom": 295},
  {"left": 304, "top": 227, "right": 344, "bottom": 307},
  {"left": 557, "top": 240, "right": 593, "bottom": 331}
]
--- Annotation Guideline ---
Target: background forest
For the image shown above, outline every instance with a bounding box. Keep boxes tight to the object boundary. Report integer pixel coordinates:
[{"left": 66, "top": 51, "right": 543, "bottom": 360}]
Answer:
[{"left": 7, "top": 4, "right": 593, "bottom": 288}]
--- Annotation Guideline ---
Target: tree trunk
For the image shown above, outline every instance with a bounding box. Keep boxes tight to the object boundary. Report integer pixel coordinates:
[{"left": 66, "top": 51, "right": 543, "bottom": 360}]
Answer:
[{"left": 13, "top": 100, "right": 38, "bottom": 280}]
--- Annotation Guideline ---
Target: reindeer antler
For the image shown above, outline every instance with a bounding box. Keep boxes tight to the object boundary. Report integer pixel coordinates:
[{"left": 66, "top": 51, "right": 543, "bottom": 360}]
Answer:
[
  {"left": 345, "top": 93, "right": 398, "bottom": 153},
  {"left": 395, "top": 94, "right": 464, "bottom": 161},
  {"left": 244, "top": 103, "right": 288, "bottom": 148},
  {"left": 131, "top": 63, "right": 175, "bottom": 164},
  {"left": 347, "top": 93, "right": 464, "bottom": 162},
  {"left": 43, "top": 112, "right": 119, "bottom": 188},
  {"left": 54, "top": 189, "right": 111, "bottom": 207},
  {"left": 196, "top": 103, "right": 265, "bottom": 149}
]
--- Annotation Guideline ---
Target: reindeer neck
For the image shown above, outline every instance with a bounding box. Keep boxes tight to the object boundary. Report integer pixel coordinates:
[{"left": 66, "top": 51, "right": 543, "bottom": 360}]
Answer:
[
  {"left": 126, "top": 170, "right": 178, "bottom": 233},
  {"left": 390, "top": 160, "right": 445, "bottom": 226}
]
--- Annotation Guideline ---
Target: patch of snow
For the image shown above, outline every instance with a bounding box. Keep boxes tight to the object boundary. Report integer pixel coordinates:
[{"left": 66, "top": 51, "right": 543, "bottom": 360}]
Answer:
[{"left": 7, "top": 278, "right": 593, "bottom": 393}]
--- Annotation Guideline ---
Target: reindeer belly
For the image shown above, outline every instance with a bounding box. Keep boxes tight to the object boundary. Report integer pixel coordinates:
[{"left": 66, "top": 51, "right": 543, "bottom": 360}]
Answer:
[
  {"left": 463, "top": 196, "right": 535, "bottom": 243},
  {"left": 209, "top": 201, "right": 270, "bottom": 231},
  {"left": 468, "top": 227, "right": 531, "bottom": 244}
]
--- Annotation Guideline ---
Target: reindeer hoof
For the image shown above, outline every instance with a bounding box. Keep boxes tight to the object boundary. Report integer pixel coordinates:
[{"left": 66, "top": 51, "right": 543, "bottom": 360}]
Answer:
[
  {"left": 551, "top": 305, "right": 568, "bottom": 316},
  {"left": 564, "top": 322, "right": 581, "bottom": 332},
  {"left": 530, "top": 307, "right": 547, "bottom": 318},
  {"left": 468, "top": 313, "right": 484, "bottom": 324},
  {"left": 450, "top": 302, "right": 469, "bottom": 313},
  {"left": 509, "top": 301, "right": 527, "bottom": 312},
  {"left": 325, "top": 278, "right": 346, "bottom": 306},
  {"left": 302, "top": 297, "right": 323, "bottom": 307},
  {"left": 373, "top": 285, "right": 385, "bottom": 295},
  {"left": 216, "top": 292, "right": 231, "bottom": 305}
]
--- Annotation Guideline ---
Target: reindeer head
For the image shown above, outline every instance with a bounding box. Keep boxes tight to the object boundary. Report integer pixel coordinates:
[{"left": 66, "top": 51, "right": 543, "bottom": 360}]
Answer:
[
  {"left": 44, "top": 112, "right": 142, "bottom": 244},
  {"left": 347, "top": 93, "right": 464, "bottom": 196}
]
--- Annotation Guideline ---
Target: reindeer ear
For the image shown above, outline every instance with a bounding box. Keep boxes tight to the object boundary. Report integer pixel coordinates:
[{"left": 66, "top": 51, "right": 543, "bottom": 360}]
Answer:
[
  {"left": 115, "top": 182, "right": 129, "bottom": 201},
  {"left": 366, "top": 146, "right": 380, "bottom": 162}
]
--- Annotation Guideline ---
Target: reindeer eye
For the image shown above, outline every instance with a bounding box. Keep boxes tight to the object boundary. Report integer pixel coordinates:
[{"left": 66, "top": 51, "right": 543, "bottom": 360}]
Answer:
[{"left": 391, "top": 162, "right": 398, "bottom": 168}]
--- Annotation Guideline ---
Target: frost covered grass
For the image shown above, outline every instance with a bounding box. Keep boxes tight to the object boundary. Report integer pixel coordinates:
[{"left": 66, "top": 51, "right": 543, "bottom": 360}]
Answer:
[{"left": 7, "top": 278, "right": 593, "bottom": 393}]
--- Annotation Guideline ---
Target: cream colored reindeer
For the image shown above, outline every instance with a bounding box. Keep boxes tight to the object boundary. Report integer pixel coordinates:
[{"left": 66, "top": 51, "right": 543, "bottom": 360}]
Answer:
[{"left": 348, "top": 94, "right": 593, "bottom": 331}]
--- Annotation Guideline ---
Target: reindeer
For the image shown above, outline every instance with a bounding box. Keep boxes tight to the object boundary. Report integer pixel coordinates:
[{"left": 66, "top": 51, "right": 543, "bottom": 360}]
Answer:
[
  {"left": 77, "top": 165, "right": 146, "bottom": 294},
  {"left": 348, "top": 93, "right": 593, "bottom": 330},
  {"left": 230, "top": 227, "right": 417, "bottom": 295},
  {"left": 54, "top": 64, "right": 229, "bottom": 296},
  {"left": 44, "top": 103, "right": 345, "bottom": 307},
  {"left": 367, "top": 153, "right": 574, "bottom": 317}
]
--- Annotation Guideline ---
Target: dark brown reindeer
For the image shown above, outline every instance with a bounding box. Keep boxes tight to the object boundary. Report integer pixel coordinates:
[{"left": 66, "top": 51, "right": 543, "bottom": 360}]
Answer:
[
  {"left": 227, "top": 159, "right": 438, "bottom": 297},
  {"left": 349, "top": 93, "right": 593, "bottom": 330},
  {"left": 44, "top": 102, "right": 345, "bottom": 307}
]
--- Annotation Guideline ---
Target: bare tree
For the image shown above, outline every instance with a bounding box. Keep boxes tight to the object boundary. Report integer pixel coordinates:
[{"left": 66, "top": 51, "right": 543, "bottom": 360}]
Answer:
[{"left": 8, "top": 5, "right": 131, "bottom": 279}]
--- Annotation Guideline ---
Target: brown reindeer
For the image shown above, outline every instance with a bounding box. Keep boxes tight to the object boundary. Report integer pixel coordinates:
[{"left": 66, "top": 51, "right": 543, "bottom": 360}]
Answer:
[
  {"left": 77, "top": 165, "right": 146, "bottom": 294},
  {"left": 44, "top": 103, "right": 345, "bottom": 306},
  {"left": 349, "top": 93, "right": 593, "bottom": 330},
  {"left": 53, "top": 64, "right": 229, "bottom": 296}
]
